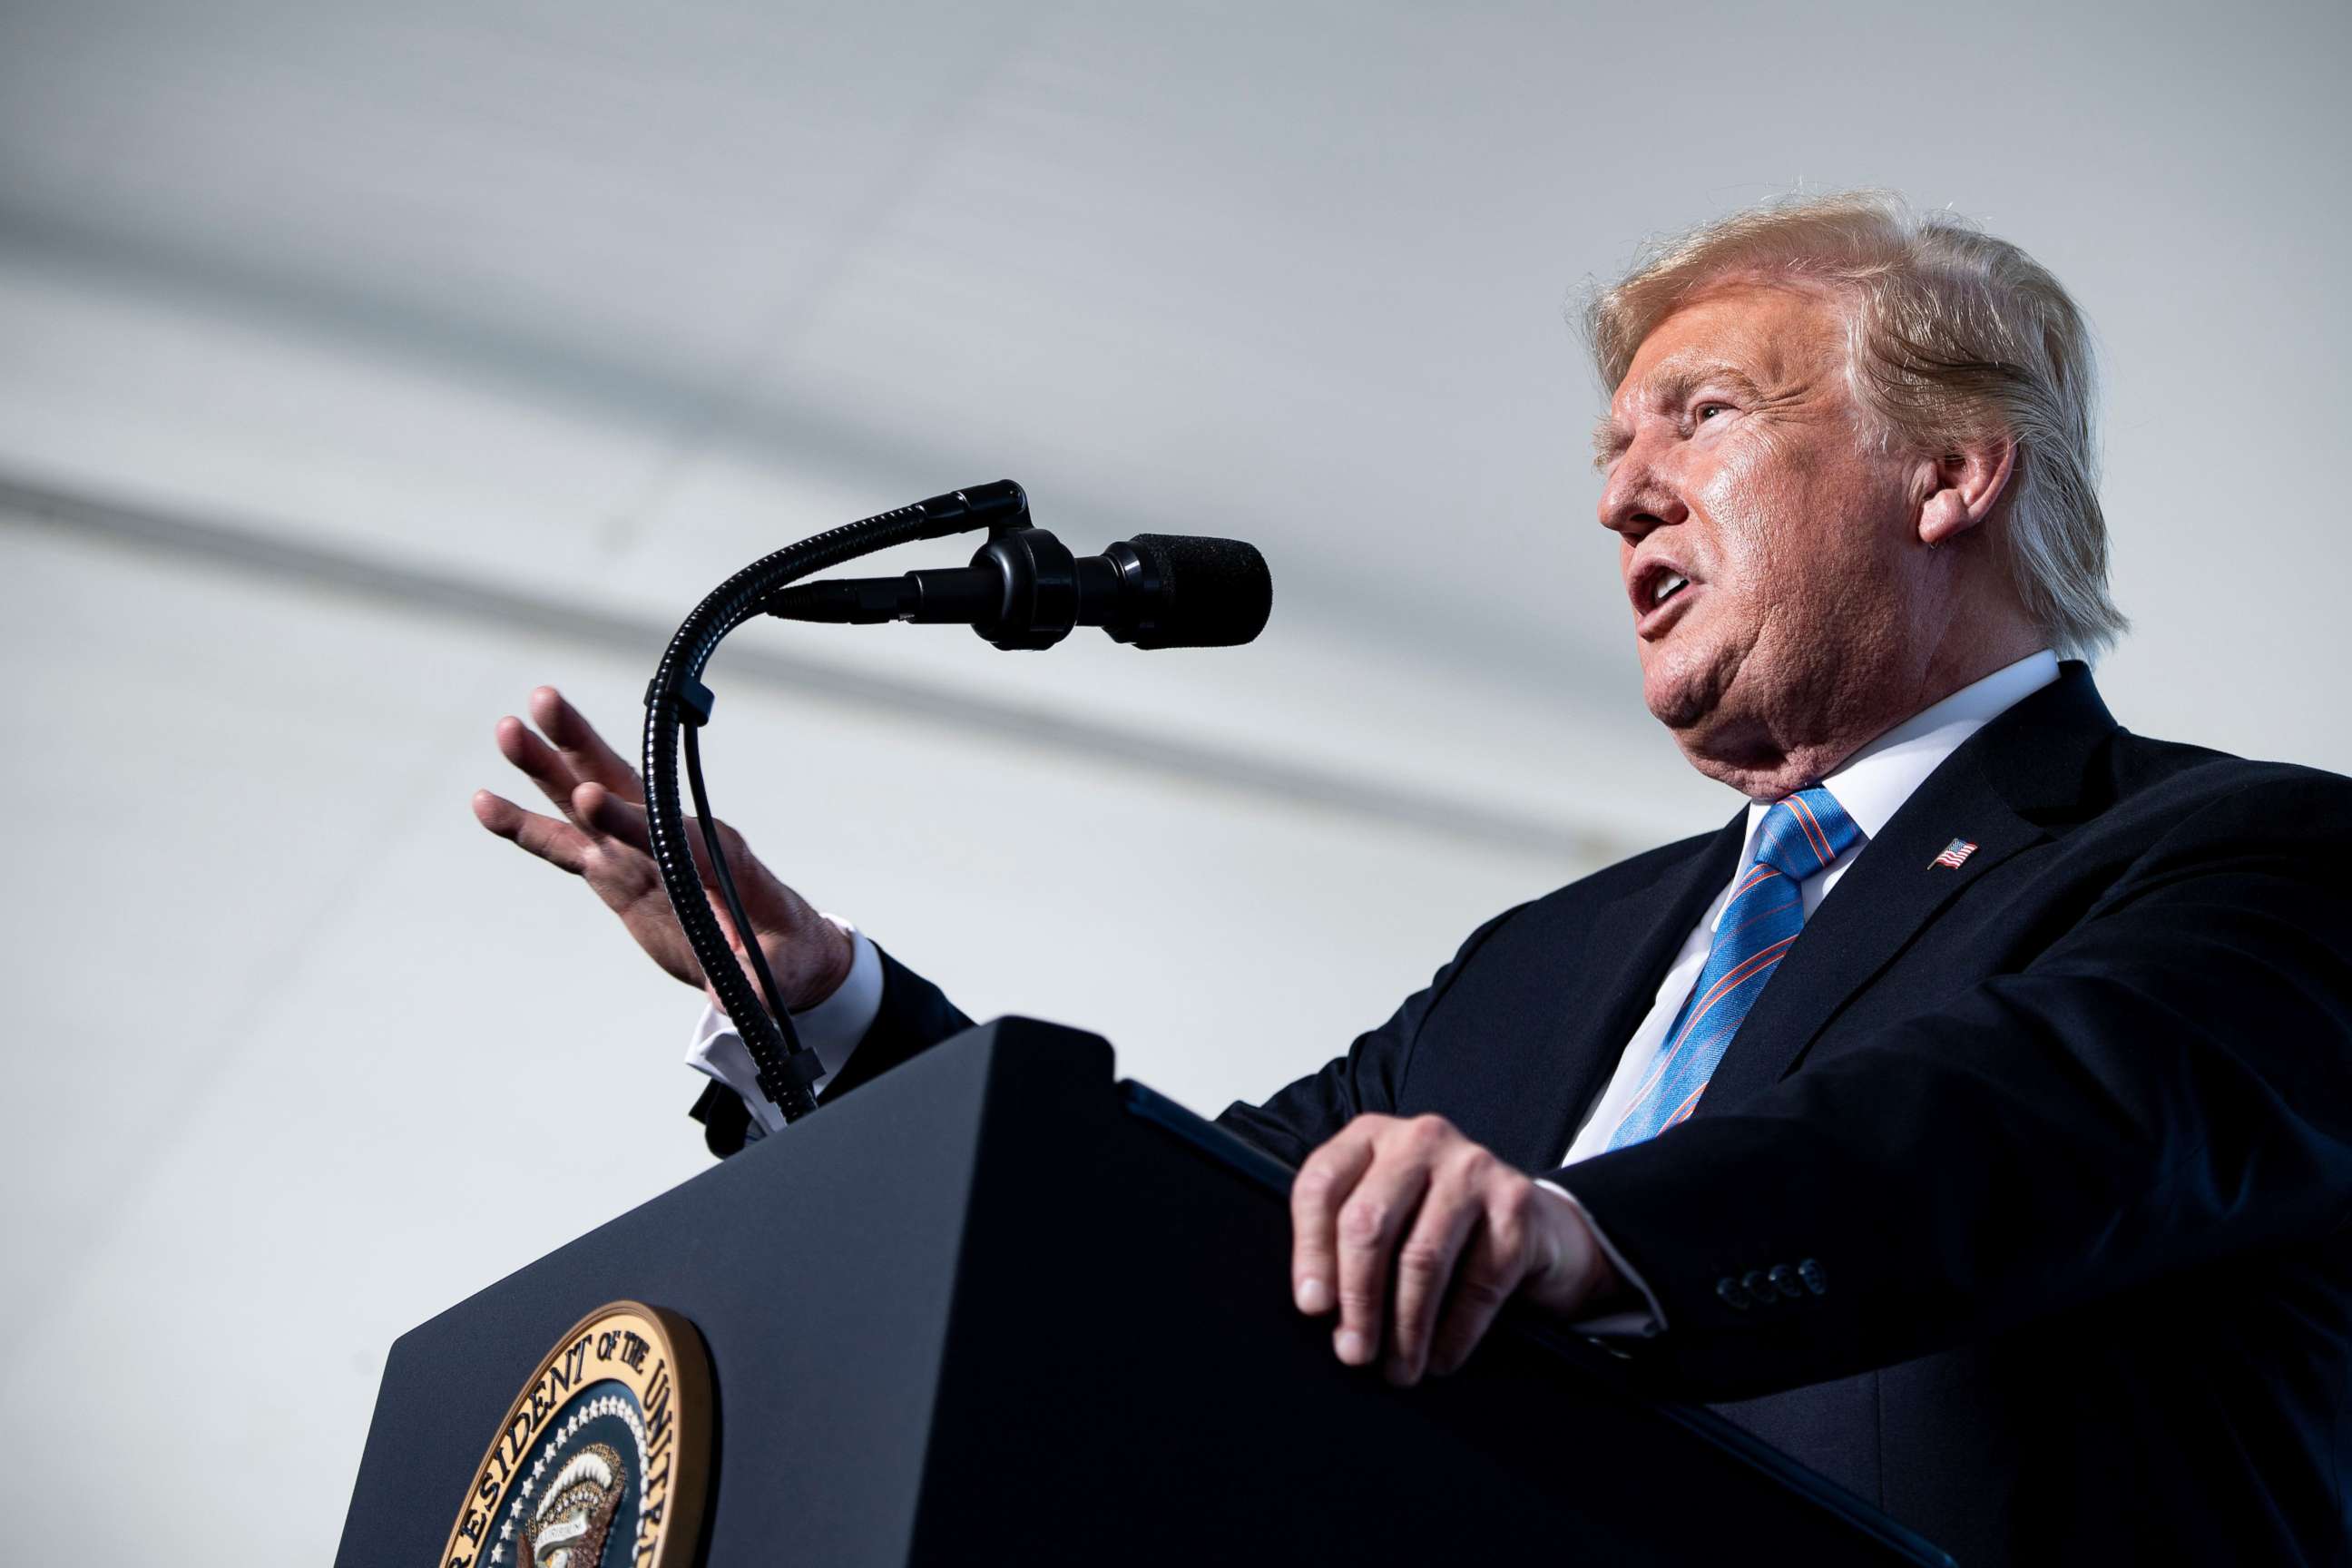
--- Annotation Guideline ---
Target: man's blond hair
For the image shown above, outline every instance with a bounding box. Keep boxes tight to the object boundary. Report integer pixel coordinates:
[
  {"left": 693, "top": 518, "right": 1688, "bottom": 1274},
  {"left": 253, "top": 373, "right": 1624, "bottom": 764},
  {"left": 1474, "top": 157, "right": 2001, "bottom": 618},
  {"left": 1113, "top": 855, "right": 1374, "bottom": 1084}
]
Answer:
[{"left": 1582, "top": 191, "right": 2126, "bottom": 661}]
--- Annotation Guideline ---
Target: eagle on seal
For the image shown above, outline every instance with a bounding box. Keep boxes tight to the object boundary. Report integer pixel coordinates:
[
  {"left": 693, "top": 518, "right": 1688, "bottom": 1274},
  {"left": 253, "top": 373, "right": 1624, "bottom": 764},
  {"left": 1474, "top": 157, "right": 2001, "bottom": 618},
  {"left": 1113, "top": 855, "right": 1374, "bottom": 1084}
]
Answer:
[{"left": 523, "top": 1441, "right": 626, "bottom": 1568}]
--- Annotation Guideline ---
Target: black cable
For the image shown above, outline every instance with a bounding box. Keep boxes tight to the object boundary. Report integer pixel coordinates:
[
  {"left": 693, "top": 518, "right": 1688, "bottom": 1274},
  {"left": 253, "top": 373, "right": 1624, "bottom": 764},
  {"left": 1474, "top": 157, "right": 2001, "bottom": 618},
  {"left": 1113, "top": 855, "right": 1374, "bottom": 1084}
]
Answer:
[{"left": 682, "top": 720, "right": 805, "bottom": 1058}]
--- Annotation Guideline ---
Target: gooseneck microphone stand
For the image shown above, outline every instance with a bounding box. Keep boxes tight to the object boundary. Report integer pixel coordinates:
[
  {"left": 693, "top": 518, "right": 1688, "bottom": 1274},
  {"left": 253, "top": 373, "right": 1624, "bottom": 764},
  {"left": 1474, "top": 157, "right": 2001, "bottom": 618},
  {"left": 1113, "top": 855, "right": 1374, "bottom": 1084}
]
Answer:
[
  {"left": 645, "top": 479, "right": 1271, "bottom": 1125},
  {"left": 640, "top": 481, "right": 1033, "bottom": 1124}
]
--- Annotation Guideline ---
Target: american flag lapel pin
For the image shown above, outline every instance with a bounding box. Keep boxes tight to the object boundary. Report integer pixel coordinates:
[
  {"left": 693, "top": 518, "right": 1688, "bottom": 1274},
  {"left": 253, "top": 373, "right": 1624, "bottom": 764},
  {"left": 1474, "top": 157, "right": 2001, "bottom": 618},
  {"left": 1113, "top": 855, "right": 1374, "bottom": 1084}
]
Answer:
[{"left": 1930, "top": 838, "right": 1979, "bottom": 870}]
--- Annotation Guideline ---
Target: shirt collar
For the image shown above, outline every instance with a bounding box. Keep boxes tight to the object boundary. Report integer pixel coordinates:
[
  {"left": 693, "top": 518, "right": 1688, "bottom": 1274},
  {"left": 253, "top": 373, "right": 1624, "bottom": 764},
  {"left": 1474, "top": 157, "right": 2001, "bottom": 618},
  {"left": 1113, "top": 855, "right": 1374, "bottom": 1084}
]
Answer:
[{"left": 1740, "top": 649, "right": 2061, "bottom": 851}]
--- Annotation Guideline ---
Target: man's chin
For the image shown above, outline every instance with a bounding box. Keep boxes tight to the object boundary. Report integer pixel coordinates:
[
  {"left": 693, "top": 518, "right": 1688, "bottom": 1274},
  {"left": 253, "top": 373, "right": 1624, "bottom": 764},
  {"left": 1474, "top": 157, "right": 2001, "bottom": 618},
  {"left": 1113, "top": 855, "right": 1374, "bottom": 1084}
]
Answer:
[
  {"left": 1642, "top": 643, "right": 1759, "bottom": 766},
  {"left": 1642, "top": 662, "right": 1720, "bottom": 734}
]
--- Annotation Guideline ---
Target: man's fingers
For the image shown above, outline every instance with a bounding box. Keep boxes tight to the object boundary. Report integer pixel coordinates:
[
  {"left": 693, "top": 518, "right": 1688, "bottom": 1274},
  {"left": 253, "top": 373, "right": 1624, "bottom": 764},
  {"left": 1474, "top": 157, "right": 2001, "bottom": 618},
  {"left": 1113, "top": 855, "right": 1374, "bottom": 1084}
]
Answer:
[
  {"left": 473, "top": 789, "right": 593, "bottom": 875},
  {"left": 582, "top": 783, "right": 795, "bottom": 916},
  {"left": 575, "top": 784, "right": 741, "bottom": 895},
  {"left": 576, "top": 782, "right": 655, "bottom": 853},
  {"left": 578, "top": 781, "right": 709, "bottom": 876},
  {"left": 1426, "top": 1192, "right": 1531, "bottom": 1377},
  {"left": 1385, "top": 1156, "right": 1490, "bottom": 1386},
  {"left": 530, "top": 686, "right": 645, "bottom": 805},
  {"left": 1330, "top": 1142, "right": 1435, "bottom": 1368},
  {"left": 574, "top": 785, "right": 742, "bottom": 926},
  {"left": 473, "top": 788, "right": 532, "bottom": 839},
  {"left": 495, "top": 714, "right": 586, "bottom": 818},
  {"left": 1290, "top": 1129, "right": 1377, "bottom": 1319}
]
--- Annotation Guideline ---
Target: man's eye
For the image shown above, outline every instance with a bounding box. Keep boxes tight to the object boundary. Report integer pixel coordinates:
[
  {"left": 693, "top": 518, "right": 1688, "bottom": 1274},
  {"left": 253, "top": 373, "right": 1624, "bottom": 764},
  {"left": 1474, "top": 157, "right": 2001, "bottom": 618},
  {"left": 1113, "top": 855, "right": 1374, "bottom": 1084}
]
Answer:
[{"left": 1695, "top": 402, "right": 1731, "bottom": 421}]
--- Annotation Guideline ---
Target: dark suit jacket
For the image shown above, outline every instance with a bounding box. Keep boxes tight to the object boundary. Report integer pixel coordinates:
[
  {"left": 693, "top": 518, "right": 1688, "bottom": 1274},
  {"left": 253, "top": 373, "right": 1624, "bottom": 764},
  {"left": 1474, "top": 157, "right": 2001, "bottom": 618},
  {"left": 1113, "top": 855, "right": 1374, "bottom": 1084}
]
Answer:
[{"left": 694, "top": 663, "right": 2352, "bottom": 1564}]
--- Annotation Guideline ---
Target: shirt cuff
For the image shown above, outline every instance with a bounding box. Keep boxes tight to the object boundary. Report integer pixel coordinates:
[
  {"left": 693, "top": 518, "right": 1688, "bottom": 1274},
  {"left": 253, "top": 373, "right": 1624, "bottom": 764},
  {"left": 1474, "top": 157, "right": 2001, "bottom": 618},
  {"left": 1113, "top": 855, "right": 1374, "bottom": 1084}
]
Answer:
[
  {"left": 683, "top": 916, "right": 884, "bottom": 1135},
  {"left": 1536, "top": 1180, "right": 1668, "bottom": 1338}
]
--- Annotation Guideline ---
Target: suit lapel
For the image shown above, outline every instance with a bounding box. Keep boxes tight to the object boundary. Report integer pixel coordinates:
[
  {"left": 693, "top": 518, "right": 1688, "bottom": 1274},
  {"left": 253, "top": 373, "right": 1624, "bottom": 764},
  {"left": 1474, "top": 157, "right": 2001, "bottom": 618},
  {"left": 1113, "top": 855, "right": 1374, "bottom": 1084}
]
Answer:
[
  {"left": 1514, "top": 812, "right": 1747, "bottom": 1163},
  {"left": 1691, "top": 662, "right": 2117, "bottom": 1117}
]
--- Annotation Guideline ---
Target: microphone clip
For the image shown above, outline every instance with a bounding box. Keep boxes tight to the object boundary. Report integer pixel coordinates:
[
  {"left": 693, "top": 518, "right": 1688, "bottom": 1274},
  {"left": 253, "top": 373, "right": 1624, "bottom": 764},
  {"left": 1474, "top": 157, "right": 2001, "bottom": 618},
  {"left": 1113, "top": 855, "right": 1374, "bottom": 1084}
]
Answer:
[{"left": 971, "top": 527, "right": 1080, "bottom": 651}]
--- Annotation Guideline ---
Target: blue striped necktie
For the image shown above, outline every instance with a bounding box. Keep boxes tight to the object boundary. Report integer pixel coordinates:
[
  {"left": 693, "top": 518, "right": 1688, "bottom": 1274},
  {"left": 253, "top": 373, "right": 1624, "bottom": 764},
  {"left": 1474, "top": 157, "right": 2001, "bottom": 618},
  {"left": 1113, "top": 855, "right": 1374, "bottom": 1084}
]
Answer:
[{"left": 1604, "top": 785, "right": 1863, "bottom": 1150}]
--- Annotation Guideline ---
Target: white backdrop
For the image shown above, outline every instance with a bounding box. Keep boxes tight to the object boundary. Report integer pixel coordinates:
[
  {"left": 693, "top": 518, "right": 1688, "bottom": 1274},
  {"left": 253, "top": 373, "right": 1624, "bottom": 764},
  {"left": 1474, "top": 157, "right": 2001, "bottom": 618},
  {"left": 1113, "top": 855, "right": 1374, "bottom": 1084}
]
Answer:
[{"left": 2, "top": 1, "right": 2347, "bottom": 1559}]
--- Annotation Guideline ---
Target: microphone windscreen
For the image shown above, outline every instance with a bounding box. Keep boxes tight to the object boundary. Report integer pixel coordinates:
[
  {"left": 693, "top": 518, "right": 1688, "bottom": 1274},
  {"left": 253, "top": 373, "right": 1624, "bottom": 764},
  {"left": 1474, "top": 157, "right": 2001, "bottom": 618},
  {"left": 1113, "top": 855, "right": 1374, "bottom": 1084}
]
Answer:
[{"left": 1124, "top": 534, "right": 1273, "bottom": 648}]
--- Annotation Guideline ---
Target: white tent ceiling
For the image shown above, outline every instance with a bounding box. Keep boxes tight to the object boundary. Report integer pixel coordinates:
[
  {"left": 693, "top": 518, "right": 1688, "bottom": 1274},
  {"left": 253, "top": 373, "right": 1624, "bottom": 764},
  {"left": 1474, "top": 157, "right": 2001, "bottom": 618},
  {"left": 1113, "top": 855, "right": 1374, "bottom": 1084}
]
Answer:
[{"left": 5, "top": 0, "right": 2347, "bottom": 805}]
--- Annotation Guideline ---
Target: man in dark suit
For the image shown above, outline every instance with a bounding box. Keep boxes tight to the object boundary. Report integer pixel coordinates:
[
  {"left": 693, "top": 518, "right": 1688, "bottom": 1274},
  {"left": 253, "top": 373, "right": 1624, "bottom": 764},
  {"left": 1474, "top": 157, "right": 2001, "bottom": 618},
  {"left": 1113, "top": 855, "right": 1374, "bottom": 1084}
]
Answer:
[{"left": 475, "top": 192, "right": 2352, "bottom": 1563}]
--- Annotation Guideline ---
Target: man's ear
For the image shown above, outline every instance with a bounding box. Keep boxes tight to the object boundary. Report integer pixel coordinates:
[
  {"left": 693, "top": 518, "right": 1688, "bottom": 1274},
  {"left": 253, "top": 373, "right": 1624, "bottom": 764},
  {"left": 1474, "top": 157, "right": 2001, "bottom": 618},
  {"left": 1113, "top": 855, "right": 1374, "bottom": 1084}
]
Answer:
[{"left": 1917, "top": 436, "right": 2016, "bottom": 547}]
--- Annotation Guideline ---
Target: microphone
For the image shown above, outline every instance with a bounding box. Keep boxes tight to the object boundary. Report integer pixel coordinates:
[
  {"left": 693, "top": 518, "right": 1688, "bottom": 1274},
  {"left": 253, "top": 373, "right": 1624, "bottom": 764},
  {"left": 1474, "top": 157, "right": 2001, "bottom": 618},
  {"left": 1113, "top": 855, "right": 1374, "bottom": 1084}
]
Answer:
[{"left": 764, "top": 527, "right": 1272, "bottom": 651}]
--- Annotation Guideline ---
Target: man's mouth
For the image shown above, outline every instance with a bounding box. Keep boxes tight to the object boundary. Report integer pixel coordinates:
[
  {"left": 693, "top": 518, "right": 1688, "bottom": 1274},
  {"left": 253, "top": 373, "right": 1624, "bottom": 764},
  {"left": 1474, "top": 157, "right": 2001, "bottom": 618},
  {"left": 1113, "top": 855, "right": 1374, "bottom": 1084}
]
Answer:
[{"left": 1630, "top": 560, "right": 1699, "bottom": 633}]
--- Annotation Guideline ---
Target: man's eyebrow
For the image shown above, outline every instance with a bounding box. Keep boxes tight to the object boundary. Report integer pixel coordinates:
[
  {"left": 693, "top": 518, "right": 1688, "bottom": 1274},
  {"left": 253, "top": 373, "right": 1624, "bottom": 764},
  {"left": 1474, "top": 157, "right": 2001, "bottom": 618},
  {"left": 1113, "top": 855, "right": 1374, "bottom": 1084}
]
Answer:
[{"left": 1651, "top": 359, "right": 1769, "bottom": 406}]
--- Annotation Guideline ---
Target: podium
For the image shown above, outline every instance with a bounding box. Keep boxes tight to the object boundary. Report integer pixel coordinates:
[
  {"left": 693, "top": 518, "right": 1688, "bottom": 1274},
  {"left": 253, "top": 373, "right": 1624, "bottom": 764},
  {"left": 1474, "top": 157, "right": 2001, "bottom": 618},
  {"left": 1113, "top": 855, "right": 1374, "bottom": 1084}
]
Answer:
[{"left": 337, "top": 1020, "right": 1953, "bottom": 1565}]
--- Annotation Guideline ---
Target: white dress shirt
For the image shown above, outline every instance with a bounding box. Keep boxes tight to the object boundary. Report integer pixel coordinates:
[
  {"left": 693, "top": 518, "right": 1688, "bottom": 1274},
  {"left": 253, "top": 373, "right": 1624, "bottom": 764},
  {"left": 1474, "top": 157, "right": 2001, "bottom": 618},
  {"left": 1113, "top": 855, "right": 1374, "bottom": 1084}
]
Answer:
[{"left": 690, "top": 651, "right": 2062, "bottom": 1327}]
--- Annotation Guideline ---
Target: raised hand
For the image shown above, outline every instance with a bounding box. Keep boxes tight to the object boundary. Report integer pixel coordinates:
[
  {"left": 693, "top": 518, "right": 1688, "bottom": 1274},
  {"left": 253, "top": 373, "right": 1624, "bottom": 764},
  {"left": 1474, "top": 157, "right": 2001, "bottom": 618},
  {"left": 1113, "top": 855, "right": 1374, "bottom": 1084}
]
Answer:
[{"left": 472, "top": 686, "right": 852, "bottom": 1014}]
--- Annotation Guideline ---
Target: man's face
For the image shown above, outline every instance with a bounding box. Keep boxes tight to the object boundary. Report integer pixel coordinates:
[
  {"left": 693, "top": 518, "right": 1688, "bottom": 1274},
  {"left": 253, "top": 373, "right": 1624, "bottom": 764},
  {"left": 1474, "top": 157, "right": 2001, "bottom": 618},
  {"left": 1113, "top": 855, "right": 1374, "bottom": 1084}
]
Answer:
[{"left": 1595, "top": 282, "right": 1931, "bottom": 785}]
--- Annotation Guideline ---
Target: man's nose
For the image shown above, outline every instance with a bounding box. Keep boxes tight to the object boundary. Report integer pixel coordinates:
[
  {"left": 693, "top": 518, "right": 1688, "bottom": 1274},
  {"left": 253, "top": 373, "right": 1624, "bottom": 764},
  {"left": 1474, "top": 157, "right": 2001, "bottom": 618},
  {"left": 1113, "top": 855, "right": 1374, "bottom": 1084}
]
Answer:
[{"left": 1597, "top": 441, "right": 1689, "bottom": 544}]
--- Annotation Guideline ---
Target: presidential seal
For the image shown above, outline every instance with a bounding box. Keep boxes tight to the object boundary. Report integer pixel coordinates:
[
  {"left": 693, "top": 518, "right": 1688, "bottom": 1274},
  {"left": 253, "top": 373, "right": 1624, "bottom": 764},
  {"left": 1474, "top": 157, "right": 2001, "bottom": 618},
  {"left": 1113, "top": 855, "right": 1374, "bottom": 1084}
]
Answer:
[{"left": 440, "top": 1301, "right": 710, "bottom": 1568}]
